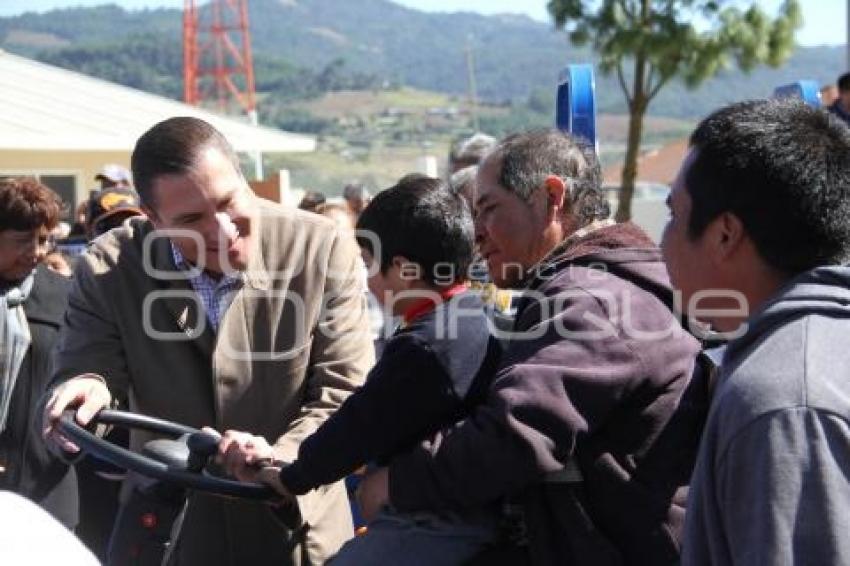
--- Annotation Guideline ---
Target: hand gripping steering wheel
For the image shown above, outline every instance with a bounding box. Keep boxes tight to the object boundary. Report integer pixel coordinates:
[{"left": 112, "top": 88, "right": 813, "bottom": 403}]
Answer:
[{"left": 56, "top": 409, "right": 276, "bottom": 500}]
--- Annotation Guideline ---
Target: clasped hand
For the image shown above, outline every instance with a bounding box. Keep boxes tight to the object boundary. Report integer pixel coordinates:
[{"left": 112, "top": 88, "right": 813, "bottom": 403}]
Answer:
[{"left": 206, "top": 428, "right": 295, "bottom": 507}]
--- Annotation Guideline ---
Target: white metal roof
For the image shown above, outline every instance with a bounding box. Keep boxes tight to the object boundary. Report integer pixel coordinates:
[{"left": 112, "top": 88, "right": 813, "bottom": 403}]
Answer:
[{"left": 0, "top": 49, "right": 316, "bottom": 153}]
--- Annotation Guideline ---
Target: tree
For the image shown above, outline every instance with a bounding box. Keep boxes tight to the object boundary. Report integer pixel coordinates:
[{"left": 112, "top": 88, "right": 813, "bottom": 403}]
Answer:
[{"left": 548, "top": 0, "right": 802, "bottom": 221}]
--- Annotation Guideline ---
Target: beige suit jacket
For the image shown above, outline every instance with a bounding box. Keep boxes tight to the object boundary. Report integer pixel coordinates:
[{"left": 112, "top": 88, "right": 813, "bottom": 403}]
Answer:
[{"left": 53, "top": 199, "right": 374, "bottom": 565}]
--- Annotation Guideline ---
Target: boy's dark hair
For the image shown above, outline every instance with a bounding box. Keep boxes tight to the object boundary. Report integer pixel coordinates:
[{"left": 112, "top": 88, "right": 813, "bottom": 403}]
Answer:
[
  {"left": 131, "top": 116, "right": 241, "bottom": 209},
  {"left": 837, "top": 72, "right": 850, "bottom": 93},
  {"left": 356, "top": 174, "right": 473, "bottom": 285},
  {"left": 687, "top": 98, "right": 850, "bottom": 274},
  {"left": 0, "top": 177, "right": 62, "bottom": 232}
]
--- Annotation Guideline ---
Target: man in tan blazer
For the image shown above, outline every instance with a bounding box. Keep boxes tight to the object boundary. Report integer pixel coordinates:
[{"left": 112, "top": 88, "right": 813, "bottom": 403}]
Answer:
[{"left": 43, "top": 117, "right": 374, "bottom": 565}]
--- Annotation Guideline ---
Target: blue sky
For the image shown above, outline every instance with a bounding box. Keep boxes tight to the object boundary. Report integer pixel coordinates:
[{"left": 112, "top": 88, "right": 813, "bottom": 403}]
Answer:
[{"left": 0, "top": 0, "right": 844, "bottom": 47}]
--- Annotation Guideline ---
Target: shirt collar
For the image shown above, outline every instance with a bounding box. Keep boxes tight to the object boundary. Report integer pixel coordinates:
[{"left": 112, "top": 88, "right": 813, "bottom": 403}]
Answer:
[
  {"left": 401, "top": 283, "right": 467, "bottom": 325},
  {"left": 170, "top": 242, "right": 243, "bottom": 286}
]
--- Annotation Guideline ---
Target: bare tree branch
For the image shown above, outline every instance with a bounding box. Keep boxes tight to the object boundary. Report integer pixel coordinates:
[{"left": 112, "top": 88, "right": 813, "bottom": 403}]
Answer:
[
  {"left": 617, "top": 62, "right": 633, "bottom": 107},
  {"left": 645, "top": 64, "right": 656, "bottom": 95},
  {"left": 647, "top": 73, "right": 671, "bottom": 101}
]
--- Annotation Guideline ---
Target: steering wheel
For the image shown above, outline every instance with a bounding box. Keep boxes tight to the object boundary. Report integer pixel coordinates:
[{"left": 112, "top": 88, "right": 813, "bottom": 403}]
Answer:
[{"left": 56, "top": 409, "right": 276, "bottom": 500}]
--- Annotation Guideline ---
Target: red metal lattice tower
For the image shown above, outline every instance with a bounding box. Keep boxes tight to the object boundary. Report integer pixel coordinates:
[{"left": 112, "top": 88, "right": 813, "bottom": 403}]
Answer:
[{"left": 183, "top": 0, "right": 257, "bottom": 122}]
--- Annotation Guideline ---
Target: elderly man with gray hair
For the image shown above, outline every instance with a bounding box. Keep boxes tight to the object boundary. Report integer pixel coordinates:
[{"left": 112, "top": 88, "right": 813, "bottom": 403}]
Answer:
[
  {"left": 358, "top": 128, "right": 706, "bottom": 566},
  {"left": 449, "top": 132, "right": 496, "bottom": 174}
]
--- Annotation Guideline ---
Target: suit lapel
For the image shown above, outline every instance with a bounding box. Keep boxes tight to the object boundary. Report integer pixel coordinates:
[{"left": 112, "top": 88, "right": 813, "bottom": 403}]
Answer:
[
  {"left": 149, "top": 232, "right": 217, "bottom": 358},
  {"left": 147, "top": 205, "right": 272, "bottom": 363}
]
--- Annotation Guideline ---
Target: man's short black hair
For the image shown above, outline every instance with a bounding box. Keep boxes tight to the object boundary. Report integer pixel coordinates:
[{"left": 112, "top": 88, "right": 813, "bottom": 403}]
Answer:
[
  {"left": 298, "top": 190, "right": 326, "bottom": 212},
  {"left": 687, "top": 98, "right": 850, "bottom": 274},
  {"left": 356, "top": 174, "right": 473, "bottom": 286},
  {"left": 131, "top": 116, "right": 241, "bottom": 209},
  {"left": 838, "top": 72, "right": 850, "bottom": 93}
]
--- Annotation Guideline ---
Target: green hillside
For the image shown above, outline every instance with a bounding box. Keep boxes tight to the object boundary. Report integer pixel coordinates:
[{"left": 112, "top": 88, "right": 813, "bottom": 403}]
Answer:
[
  {"left": 0, "top": 0, "right": 840, "bottom": 194},
  {"left": 1, "top": 0, "right": 844, "bottom": 119},
  {"left": 258, "top": 87, "right": 694, "bottom": 194}
]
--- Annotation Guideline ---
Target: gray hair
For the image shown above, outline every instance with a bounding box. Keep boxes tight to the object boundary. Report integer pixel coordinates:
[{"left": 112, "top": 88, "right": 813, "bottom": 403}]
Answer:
[
  {"left": 450, "top": 132, "right": 497, "bottom": 169},
  {"left": 448, "top": 165, "right": 477, "bottom": 197},
  {"left": 487, "top": 129, "right": 609, "bottom": 225}
]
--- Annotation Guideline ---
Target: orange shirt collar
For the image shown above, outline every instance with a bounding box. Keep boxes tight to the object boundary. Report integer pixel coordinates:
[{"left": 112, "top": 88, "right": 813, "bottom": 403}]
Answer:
[{"left": 402, "top": 283, "right": 467, "bottom": 325}]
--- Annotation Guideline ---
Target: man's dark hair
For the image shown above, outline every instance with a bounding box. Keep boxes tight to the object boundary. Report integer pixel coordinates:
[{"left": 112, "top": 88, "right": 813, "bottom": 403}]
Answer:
[
  {"left": 131, "top": 117, "right": 241, "bottom": 208},
  {"left": 343, "top": 183, "right": 368, "bottom": 201},
  {"left": 0, "top": 177, "right": 62, "bottom": 232},
  {"left": 487, "top": 129, "right": 608, "bottom": 225},
  {"left": 356, "top": 174, "right": 473, "bottom": 286},
  {"left": 838, "top": 72, "right": 850, "bottom": 93},
  {"left": 298, "top": 190, "right": 326, "bottom": 212},
  {"left": 687, "top": 98, "right": 850, "bottom": 274}
]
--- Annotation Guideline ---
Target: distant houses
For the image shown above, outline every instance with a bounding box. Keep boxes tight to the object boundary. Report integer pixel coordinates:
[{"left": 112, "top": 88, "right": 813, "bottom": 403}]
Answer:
[{"left": 603, "top": 138, "right": 688, "bottom": 242}]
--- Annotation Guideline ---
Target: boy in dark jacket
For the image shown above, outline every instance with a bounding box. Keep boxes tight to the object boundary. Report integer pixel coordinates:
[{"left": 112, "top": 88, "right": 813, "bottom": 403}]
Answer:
[
  {"left": 355, "top": 130, "right": 706, "bottom": 566},
  {"left": 222, "top": 174, "right": 502, "bottom": 564}
]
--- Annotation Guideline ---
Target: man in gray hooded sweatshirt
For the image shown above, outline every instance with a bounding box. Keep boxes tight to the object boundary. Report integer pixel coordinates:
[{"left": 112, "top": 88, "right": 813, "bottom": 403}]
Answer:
[{"left": 661, "top": 98, "right": 850, "bottom": 565}]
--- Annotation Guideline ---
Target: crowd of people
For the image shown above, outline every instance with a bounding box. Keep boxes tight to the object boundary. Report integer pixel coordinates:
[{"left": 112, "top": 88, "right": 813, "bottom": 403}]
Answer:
[{"left": 1, "top": 92, "right": 849, "bottom": 566}]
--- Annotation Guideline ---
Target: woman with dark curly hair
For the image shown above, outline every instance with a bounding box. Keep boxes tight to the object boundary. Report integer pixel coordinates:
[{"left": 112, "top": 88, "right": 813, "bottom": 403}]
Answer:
[{"left": 0, "top": 176, "right": 77, "bottom": 528}]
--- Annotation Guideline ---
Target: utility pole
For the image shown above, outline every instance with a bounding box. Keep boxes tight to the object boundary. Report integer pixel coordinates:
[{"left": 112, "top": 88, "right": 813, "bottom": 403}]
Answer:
[{"left": 465, "top": 35, "right": 480, "bottom": 132}]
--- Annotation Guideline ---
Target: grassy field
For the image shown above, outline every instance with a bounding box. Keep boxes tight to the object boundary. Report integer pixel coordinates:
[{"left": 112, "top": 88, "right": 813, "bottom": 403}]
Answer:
[
  {"left": 262, "top": 89, "right": 694, "bottom": 196},
  {"left": 289, "top": 88, "right": 482, "bottom": 118},
  {"left": 264, "top": 143, "right": 445, "bottom": 197}
]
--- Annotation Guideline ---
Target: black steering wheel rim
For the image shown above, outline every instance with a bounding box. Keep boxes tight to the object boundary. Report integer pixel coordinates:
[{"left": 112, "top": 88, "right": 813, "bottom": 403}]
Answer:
[{"left": 57, "top": 409, "right": 276, "bottom": 501}]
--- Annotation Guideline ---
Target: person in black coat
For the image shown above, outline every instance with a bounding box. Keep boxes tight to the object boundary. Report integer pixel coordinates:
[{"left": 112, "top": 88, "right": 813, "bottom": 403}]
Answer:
[{"left": 0, "top": 177, "right": 77, "bottom": 529}]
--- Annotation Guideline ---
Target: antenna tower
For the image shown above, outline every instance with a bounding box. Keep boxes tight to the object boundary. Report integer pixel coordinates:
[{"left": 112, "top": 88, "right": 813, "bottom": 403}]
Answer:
[{"left": 183, "top": 0, "right": 257, "bottom": 123}]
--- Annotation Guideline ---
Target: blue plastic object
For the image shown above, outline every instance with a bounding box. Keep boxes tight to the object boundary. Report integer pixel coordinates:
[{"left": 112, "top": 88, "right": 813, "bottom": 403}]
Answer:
[
  {"left": 556, "top": 64, "right": 598, "bottom": 151},
  {"left": 773, "top": 80, "right": 822, "bottom": 108}
]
